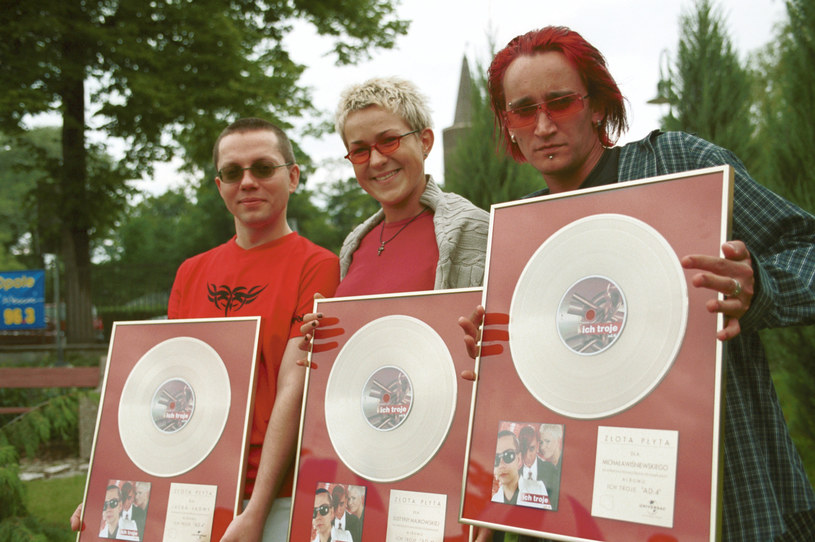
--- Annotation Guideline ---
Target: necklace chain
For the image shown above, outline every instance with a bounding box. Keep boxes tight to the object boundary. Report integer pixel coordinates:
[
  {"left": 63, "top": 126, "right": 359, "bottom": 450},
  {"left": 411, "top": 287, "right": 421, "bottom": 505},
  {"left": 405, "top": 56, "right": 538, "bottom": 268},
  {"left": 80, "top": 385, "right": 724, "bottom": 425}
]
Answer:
[{"left": 378, "top": 207, "right": 429, "bottom": 256}]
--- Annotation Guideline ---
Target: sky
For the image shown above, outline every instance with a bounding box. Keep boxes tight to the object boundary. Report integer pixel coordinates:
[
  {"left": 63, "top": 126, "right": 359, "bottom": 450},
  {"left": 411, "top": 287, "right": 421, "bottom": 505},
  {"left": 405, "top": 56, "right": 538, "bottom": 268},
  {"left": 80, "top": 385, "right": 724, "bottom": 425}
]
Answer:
[{"left": 142, "top": 0, "right": 786, "bottom": 196}]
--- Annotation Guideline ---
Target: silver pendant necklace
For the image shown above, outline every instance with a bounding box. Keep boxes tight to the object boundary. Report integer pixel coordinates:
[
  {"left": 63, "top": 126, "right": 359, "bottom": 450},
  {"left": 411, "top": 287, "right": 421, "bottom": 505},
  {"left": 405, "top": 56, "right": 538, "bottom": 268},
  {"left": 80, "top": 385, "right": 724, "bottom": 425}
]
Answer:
[{"left": 378, "top": 206, "right": 429, "bottom": 256}]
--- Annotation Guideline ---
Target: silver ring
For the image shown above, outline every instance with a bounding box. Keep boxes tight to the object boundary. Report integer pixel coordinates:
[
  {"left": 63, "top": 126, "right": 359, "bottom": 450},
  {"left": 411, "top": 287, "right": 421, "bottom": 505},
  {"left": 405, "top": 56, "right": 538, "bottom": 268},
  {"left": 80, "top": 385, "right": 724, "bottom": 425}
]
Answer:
[{"left": 731, "top": 278, "right": 742, "bottom": 297}]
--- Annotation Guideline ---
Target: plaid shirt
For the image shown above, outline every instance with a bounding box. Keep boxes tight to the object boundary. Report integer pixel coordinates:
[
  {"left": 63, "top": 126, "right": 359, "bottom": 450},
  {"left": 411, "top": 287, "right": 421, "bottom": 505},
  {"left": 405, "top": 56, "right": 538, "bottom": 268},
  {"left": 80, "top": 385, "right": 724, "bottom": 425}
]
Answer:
[{"left": 618, "top": 131, "right": 815, "bottom": 540}]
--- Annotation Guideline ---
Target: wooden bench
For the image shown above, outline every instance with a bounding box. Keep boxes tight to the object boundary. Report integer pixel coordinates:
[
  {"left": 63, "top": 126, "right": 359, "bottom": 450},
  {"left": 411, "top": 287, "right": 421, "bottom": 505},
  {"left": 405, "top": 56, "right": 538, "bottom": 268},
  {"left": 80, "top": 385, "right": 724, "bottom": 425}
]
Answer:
[{"left": 0, "top": 366, "right": 103, "bottom": 415}]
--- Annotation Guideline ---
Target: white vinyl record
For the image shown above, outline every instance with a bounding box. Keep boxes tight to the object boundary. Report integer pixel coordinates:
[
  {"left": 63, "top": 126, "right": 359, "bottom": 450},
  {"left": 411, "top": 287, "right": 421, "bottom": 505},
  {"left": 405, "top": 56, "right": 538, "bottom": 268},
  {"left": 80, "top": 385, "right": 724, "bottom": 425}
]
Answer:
[
  {"left": 118, "top": 336, "right": 231, "bottom": 477},
  {"left": 324, "top": 315, "right": 457, "bottom": 482},
  {"left": 509, "top": 213, "right": 688, "bottom": 419}
]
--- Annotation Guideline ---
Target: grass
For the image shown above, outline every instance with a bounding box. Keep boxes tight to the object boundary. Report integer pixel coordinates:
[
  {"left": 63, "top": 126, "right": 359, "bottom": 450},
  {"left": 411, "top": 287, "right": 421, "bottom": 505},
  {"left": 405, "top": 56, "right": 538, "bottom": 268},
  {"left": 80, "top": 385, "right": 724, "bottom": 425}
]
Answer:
[{"left": 23, "top": 473, "right": 86, "bottom": 531}]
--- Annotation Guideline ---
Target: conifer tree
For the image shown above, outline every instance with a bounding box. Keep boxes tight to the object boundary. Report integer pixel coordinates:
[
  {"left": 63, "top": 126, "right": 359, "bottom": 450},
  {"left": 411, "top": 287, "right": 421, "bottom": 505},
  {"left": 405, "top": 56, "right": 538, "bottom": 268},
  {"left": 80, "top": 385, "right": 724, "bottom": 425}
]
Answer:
[
  {"left": 754, "top": 0, "right": 815, "bottom": 210},
  {"left": 752, "top": 0, "right": 815, "bottom": 480},
  {"left": 444, "top": 57, "right": 541, "bottom": 210},
  {"left": 659, "top": 0, "right": 755, "bottom": 164}
]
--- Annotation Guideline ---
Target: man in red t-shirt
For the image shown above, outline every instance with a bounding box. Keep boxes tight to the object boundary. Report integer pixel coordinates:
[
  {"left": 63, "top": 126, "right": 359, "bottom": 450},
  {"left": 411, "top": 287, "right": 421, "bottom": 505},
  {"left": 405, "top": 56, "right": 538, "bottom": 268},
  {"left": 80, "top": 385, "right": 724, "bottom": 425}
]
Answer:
[
  {"left": 71, "top": 119, "right": 340, "bottom": 541},
  {"left": 170, "top": 118, "right": 340, "bottom": 541}
]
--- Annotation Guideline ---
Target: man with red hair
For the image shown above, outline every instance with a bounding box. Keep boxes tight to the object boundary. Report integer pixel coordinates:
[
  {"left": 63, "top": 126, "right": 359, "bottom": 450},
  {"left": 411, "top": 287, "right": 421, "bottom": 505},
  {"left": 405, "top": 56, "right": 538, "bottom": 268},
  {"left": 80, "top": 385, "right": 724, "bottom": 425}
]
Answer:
[{"left": 461, "top": 25, "right": 815, "bottom": 542}]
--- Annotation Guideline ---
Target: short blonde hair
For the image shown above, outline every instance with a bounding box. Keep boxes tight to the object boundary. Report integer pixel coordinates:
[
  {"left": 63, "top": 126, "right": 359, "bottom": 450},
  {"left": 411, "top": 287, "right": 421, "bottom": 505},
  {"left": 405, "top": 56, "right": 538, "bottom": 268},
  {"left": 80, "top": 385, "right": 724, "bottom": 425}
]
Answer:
[{"left": 335, "top": 76, "right": 433, "bottom": 145}]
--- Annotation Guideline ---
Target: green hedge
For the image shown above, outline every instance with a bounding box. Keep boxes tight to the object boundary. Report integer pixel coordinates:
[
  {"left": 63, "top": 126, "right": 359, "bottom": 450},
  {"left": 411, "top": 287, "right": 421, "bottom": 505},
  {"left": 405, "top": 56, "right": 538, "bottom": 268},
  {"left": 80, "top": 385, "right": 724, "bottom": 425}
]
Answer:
[{"left": 0, "top": 395, "right": 90, "bottom": 542}]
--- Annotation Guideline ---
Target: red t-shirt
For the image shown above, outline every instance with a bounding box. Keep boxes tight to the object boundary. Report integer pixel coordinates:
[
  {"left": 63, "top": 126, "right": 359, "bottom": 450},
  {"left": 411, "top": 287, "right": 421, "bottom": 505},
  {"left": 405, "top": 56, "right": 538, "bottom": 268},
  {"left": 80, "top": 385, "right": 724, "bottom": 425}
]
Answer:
[
  {"left": 336, "top": 211, "right": 438, "bottom": 297},
  {"left": 168, "top": 233, "right": 339, "bottom": 497}
]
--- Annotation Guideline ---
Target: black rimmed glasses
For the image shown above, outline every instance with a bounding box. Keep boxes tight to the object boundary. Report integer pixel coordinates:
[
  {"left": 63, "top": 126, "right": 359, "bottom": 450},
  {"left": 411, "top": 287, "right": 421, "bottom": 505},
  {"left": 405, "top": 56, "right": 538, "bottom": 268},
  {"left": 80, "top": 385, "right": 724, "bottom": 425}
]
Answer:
[
  {"left": 505, "top": 93, "right": 589, "bottom": 129},
  {"left": 218, "top": 160, "right": 293, "bottom": 183},
  {"left": 344, "top": 130, "right": 420, "bottom": 164},
  {"left": 103, "top": 498, "right": 120, "bottom": 511},
  {"left": 494, "top": 449, "right": 518, "bottom": 467},
  {"left": 313, "top": 504, "right": 331, "bottom": 518}
]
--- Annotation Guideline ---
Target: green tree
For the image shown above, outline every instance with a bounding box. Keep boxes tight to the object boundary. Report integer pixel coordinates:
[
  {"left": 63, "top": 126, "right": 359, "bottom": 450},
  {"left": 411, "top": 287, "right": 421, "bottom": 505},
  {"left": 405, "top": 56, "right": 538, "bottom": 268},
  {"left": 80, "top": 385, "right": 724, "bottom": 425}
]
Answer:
[
  {"left": 752, "top": 0, "right": 815, "bottom": 481},
  {"left": 444, "top": 57, "right": 541, "bottom": 209},
  {"left": 753, "top": 0, "right": 815, "bottom": 211},
  {"left": 0, "top": 236, "right": 19, "bottom": 272},
  {"left": 0, "top": 128, "right": 132, "bottom": 273},
  {"left": 92, "top": 188, "right": 207, "bottom": 311},
  {"left": 288, "top": 185, "right": 339, "bottom": 254},
  {"left": 0, "top": 136, "right": 33, "bottom": 271},
  {"left": 659, "top": 0, "right": 755, "bottom": 163},
  {"left": 0, "top": 129, "right": 63, "bottom": 270},
  {"left": 0, "top": 0, "right": 408, "bottom": 342},
  {"left": 313, "top": 176, "right": 383, "bottom": 253}
]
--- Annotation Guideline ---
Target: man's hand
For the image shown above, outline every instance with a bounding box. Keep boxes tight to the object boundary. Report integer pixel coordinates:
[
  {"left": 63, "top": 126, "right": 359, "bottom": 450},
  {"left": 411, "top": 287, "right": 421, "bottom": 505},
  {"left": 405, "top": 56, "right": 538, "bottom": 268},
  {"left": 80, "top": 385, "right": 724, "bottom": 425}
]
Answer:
[
  {"left": 70, "top": 503, "right": 83, "bottom": 531},
  {"left": 220, "top": 508, "right": 265, "bottom": 542},
  {"left": 681, "top": 240, "right": 754, "bottom": 341},
  {"left": 472, "top": 525, "right": 493, "bottom": 541}
]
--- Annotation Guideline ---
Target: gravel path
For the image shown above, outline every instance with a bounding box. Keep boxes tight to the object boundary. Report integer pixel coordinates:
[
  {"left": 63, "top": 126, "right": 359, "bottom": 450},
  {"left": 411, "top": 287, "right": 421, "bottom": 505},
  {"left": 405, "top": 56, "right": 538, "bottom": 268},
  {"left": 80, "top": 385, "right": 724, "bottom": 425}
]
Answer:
[{"left": 18, "top": 456, "right": 89, "bottom": 482}]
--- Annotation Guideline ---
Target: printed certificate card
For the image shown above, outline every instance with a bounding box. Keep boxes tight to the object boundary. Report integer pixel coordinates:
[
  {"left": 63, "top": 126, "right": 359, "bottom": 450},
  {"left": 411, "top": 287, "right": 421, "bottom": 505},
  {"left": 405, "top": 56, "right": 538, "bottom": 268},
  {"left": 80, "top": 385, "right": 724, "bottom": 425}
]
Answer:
[
  {"left": 591, "top": 427, "right": 679, "bottom": 527},
  {"left": 163, "top": 483, "right": 218, "bottom": 542},
  {"left": 387, "top": 490, "right": 447, "bottom": 542}
]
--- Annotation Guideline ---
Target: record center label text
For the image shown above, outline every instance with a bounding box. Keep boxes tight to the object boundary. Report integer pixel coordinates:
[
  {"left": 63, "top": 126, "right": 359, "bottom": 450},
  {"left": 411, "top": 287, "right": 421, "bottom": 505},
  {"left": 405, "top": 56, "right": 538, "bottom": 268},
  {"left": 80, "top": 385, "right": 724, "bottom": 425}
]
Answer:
[
  {"left": 362, "top": 365, "right": 413, "bottom": 432},
  {"left": 556, "top": 275, "right": 627, "bottom": 355},
  {"left": 378, "top": 403, "right": 409, "bottom": 415},
  {"left": 580, "top": 322, "right": 620, "bottom": 335}
]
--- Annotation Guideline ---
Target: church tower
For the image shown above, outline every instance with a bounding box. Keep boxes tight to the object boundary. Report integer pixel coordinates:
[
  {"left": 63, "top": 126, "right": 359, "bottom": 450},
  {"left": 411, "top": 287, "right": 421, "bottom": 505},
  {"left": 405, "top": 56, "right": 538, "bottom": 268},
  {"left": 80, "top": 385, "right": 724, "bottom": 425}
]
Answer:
[{"left": 442, "top": 56, "right": 473, "bottom": 183}]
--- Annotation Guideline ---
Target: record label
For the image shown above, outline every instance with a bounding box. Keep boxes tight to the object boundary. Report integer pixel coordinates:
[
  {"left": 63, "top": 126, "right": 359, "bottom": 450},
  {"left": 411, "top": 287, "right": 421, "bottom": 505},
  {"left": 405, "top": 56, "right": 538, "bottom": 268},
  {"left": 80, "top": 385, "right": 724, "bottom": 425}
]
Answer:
[
  {"left": 151, "top": 378, "right": 195, "bottom": 433},
  {"left": 362, "top": 366, "right": 413, "bottom": 431},
  {"left": 509, "top": 214, "right": 688, "bottom": 419},
  {"left": 557, "top": 275, "right": 627, "bottom": 355}
]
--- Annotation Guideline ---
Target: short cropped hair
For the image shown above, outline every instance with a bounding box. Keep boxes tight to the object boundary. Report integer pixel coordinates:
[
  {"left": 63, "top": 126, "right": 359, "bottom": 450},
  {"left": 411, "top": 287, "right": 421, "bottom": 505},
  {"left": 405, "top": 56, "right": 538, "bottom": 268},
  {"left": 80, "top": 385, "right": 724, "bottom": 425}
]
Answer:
[
  {"left": 348, "top": 485, "right": 364, "bottom": 499},
  {"left": 106, "top": 485, "right": 122, "bottom": 498},
  {"left": 539, "top": 423, "right": 564, "bottom": 442},
  {"left": 315, "top": 488, "right": 333, "bottom": 507},
  {"left": 212, "top": 117, "right": 296, "bottom": 170},
  {"left": 497, "top": 429, "right": 520, "bottom": 452},
  {"left": 488, "top": 26, "right": 628, "bottom": 159},
  {"left": 335, "top": 77, "right": 433, "bottom": 145}
]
